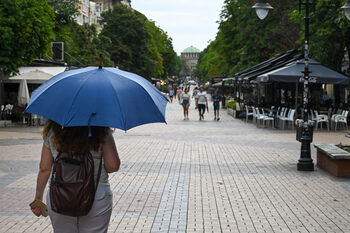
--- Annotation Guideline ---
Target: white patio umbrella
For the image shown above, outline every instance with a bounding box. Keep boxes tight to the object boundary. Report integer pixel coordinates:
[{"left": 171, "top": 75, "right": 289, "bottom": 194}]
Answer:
[{"left": 18, "top": 79, "right": 30, "bottom": 106}]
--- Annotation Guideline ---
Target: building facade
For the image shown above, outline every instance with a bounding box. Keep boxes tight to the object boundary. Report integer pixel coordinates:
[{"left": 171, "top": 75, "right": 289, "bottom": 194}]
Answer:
[
  {"left": 76, "top": 0, "right": 131, "bottom": 26},
  {"left": 180, "top": 46, "right": 200, "bottom": 78}
]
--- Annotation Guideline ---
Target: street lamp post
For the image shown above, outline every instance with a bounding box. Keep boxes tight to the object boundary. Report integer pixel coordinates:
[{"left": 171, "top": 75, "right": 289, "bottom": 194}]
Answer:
[{"left": 252, "top": 0, "right": 350, "bottom": 171}]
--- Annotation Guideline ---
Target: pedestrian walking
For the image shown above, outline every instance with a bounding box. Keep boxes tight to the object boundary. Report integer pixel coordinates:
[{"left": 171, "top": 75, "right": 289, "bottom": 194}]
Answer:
[
  {"left": 169, "top": 87, "right": 174, "bottom": 103},
  {"left": 180, "top": 88, "right": 191, "bottom": 120},
  {"left": 212, "top": 90, "right": 222, "bottom": 121},
  {"left": 31, "top": 120, "right": 120, "bottom": 233},
  {"left": 196, "top": 87, "right": 208, "bottom": 120},
  {"left": 192, "top": 87, "right": 199, "bottom": 99},
  {"left": 177, "top": 88, "right": 182, "bottom": 103},
  {"left": 27, "top": 63, "right": 168, "bottom": 233}
]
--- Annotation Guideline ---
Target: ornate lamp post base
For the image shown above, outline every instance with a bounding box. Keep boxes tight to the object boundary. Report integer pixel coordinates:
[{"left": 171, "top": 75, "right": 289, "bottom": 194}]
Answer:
[
  {"left": 296, "top": 121, "right": 314, "bottom": 171},
  {"left": 297, "top": 158, "right": 314, "bottom": 171}
]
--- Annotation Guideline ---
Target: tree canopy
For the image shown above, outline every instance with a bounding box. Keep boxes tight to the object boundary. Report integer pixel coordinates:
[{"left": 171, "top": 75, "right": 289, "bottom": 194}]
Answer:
[
  {"left": 196, "top": 0, "right": 350, "bottom": 81},
  {"left": 290, "top": 0, "right": 350, "bottom": 72},
  {"left": 0, "top": 0, "right": 55, "bottom": 74},
  {"left": 100, "top": 5, "right": 180, "bottom": 79}
]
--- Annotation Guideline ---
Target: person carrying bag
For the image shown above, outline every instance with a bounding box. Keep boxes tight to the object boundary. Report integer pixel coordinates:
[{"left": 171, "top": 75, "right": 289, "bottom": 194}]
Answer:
[{"left": 31, "top": 120, "right": 120, "bottom": 233}]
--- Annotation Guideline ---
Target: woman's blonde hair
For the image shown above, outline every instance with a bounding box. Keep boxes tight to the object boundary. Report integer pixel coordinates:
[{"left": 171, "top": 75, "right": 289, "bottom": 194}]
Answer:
[{"left": 42, "top": 119, "right": 109, "bottom": 154}]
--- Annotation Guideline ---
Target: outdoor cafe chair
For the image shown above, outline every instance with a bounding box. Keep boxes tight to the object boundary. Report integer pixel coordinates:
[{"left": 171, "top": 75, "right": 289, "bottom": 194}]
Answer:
[
  {"left": 262, "top": 108, "right": 275, "bottom": 128},
  {"left": 245, "top": 105, "right": 253, "bottom": 122},
  {"left": 315, "top": 111, "right": 329, "bottom": 131},
  {"left": 280, "top": 109, "right": 295, "bottom": 129},
  {"left": 331, "top": 109, "right": 344, "bottom": 129},
  {"left": 255, "top": 107, "right": 267, "bottom": 127},
  {"left": 277, "top": 107, "right": 287, "bottom": 128},
  {"left": 332, "top": 110, "right": 348, "bottom": 131},
  {"left": 252, "top": 107, "right": 258, "bottom": 124}
]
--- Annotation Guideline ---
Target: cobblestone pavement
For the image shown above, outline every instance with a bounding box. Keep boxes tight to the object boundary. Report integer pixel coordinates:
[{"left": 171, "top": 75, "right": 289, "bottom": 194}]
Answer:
[{"left": 1, "top": 97, "right": 350, "bottom": 233}]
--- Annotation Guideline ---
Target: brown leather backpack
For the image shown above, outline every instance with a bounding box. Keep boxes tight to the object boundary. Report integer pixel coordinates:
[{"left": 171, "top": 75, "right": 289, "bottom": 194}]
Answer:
[{"left": 50, "top": 151, "right": 102, "bottom": 217}]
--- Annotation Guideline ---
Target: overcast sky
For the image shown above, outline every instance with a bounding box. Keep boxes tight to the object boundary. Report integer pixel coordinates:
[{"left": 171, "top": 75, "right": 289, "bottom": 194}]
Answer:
[{"left": 131, "top": 0, "right": 225, "bottom": 55}]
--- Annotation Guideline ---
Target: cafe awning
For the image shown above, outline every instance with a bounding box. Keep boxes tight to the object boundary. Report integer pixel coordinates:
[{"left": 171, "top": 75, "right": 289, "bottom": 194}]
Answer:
[
  {"left": 7, "top": 66, "right": 67, "bottom": 84},
  {"left": 257, "top": 59, "right": 350, "bottom": 85}
]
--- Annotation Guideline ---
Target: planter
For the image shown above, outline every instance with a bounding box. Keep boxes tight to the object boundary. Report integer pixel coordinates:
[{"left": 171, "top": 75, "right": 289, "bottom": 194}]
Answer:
[
  {"left": 314, "top": 144, "right": 350, "bottom": 177},
  {"left": 227, "top": 108, "right": 235, "bottom": 117}
]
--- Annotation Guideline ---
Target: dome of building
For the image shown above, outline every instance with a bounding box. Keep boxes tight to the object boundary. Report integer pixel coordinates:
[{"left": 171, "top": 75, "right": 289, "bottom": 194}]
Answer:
[{"left": 183, "top": 46, "right": 200, "bottom": 53}]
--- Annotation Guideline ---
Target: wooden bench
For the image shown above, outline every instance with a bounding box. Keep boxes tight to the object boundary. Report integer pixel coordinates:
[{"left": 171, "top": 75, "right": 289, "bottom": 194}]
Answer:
[{"left": 314, "top": 144, "right": 350, "bottom": 177}]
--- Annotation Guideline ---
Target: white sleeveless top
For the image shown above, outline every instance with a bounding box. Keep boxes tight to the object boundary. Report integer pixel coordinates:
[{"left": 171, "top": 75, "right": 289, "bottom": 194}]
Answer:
[{"left": 44, "top": 129, "right": 110, "bottom": 185}]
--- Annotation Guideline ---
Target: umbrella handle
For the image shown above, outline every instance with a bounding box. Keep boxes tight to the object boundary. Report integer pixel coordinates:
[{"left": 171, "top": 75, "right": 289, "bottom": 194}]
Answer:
[{"left": 99, "top": 54, "right": 102, "bottom": 69}]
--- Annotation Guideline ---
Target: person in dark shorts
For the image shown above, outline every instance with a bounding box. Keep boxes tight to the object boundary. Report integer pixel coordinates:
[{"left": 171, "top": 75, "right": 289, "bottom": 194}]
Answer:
[
  {"left": 195, "top": 87, "right": 208, "bottom": 121},
  {"left": 169, "top": 87, "right": 174, "bottom": 103},
  {"left": 180, "top": 88, "right": 190, "bottom": 120},
  {"left": 212, "top": 90, "right": 222, "bottom": 121}
]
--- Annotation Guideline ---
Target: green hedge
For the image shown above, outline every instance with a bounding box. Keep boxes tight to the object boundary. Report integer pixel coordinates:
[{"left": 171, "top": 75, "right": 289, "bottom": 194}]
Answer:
[{"left": 226, "top": 100, "right": 237, "bottom": 110}]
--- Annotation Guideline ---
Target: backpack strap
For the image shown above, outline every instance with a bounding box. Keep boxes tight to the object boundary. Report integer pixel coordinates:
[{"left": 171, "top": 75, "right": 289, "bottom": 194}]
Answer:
[{"left": 95, "top": 153, "right": 103, "bottom": 190}]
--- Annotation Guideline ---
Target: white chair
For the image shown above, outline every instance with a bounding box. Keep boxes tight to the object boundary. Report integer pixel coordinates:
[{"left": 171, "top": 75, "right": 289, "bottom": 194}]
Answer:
[
  {"left": 262, "top": 108, "right": 275, "bottom": 128},
  {"left": 315, "top": 111, "right": 329, "bottom": 131},
  {"left": 333, "top": 110, "right": 348, "bottom": 131},
  {"left": 255, "top": 107, "right": 267, "bottom": 127},
  {"left": 252, "top": 107, "right": 257, "bottom": 124},
  {"left": 331, "top": 109, "right": 344, "bottom": 129},
  {"left": 280, "top": 109, "right": 295, "bottom": 129},
  {"left": 277, "top": 107, "right": 287, "bottom": 127},
  {"left": 245, "top": 106, "right": 253, "bottom": 122},
  {"left": 309, "top": 110, "right": 317, "bottom": 122}
]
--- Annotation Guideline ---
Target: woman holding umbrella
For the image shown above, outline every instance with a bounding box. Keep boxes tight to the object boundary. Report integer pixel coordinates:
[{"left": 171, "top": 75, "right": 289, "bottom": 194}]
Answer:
[
  {"left": 27, "top": 63, "right": 168, "bottom": 232},
  {"left": 31, "top": 120, "right": 120, "bottom": 232}
]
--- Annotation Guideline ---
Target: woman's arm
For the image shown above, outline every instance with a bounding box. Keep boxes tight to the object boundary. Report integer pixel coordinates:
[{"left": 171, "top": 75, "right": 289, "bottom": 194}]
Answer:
[
  {"left": 102, "top": 133, "right": 120, "bottom": 173},
  {"left": 31, "top": 144, "right": 53, "bottom": 216}
]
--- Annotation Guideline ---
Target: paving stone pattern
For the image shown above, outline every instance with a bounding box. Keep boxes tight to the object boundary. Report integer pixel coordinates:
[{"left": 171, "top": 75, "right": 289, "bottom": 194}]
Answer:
[{"left": 0, "top": 94, "right": 350, "bottom": 232}]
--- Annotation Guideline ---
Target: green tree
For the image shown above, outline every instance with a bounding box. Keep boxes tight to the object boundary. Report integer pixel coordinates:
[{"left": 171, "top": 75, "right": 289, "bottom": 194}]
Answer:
[
  {"left": 48, "top": 0, "right": 113, "bottom": 67},
  {"left": 48, "top": 0, "right": 78, "bottom": 25},
  {"left": 197, "top": 0, "right": 300, "bottom": 80},
  {"left": 100, "top": 5, "right": 153, "bottom": 77},
  {"left": 145, "top": 20, "right": 180, "bottom": 78},
  {"left": 54, "top": 23, "right": 114, "bottom": 67},
  {"left": 100, "top": 5, "right": 179, "bottom": 79},
  {"left": 290, "top": 0, "right": 350, "bottom": 72},
  {"left": 0, "top": 0, "right": 55, "bottom": 74}
]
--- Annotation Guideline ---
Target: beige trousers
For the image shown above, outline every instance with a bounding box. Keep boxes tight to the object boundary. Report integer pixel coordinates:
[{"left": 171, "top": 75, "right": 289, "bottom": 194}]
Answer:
[{"left": 47, "top": 184, "right": 113, "bottom": 233}]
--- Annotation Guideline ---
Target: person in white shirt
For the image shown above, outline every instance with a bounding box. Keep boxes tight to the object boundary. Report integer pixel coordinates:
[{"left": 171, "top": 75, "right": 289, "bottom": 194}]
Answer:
[{"left": 195, "top": 87, "right": 208, "bottom": 121}]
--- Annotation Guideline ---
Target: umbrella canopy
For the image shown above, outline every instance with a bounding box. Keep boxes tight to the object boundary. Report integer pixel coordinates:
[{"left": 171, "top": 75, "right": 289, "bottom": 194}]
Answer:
[
  {"left": 257, "top": 59, "right": 349, "bottom": 85},
  {"left": 25, "top": 67, "right": 168, "bottom": 130},
  {"left": 18, "top": 79, "right": 30, "bottom": 106}
]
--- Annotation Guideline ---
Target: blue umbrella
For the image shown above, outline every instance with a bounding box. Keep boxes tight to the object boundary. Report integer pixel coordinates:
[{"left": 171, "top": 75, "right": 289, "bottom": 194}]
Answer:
[{"left": 26, "top": 67, "right": 168, "bottom": 130}]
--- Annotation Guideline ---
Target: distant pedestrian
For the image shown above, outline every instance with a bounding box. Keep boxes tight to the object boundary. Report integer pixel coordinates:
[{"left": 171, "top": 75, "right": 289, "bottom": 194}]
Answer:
[
  {"left": 180, "top": 88, "right": 191, "bottom": 120},
  {"left": 177, "top": 88, "right": 182, "bottom": 103},
  {"left": 212, "top": 90, "right": 222, "bottom": 121},
  {"left": 169, "top": 87, "right": 174, "bottom": 103},
  {"left": 192, "top": 87, "right": 199, "bottom": 99},
  {"left": 196, "top": 87, "right": 208, "bottom": 121},
  {"left": 31, "top": 120, "right": 120, "bottom": 233}
]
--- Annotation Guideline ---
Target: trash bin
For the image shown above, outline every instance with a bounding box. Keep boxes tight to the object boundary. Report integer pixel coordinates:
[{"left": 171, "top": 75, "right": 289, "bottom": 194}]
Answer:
[{"left": 296, "top": 120, "right": 314, "bottom": 142}]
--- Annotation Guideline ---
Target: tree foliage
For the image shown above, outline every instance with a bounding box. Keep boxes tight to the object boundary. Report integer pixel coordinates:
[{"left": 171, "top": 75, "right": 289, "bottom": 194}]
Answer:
[
  {"left": 100, "top": 5, "right": 180, "bottom": 79},
  {"left": 197, "top": 0, "right": 350, "bottom": 81},
  {"left": 197, "top": 0, "right": 300, "bottom": 81},
  {"left": 0, "top": 0, "right": 55, "bottom": 74},
  {"left": 54, "top": 23, "right": 114, "bottom": 67},
  {"left": 290, "top": 0, "right": 350, "bottom": 72},
  {"left": 49, "top": 1, "right": 113, "bottom": 67},
  {"left": 48, "top": 0, "right": 78, "bottom": 25}
]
